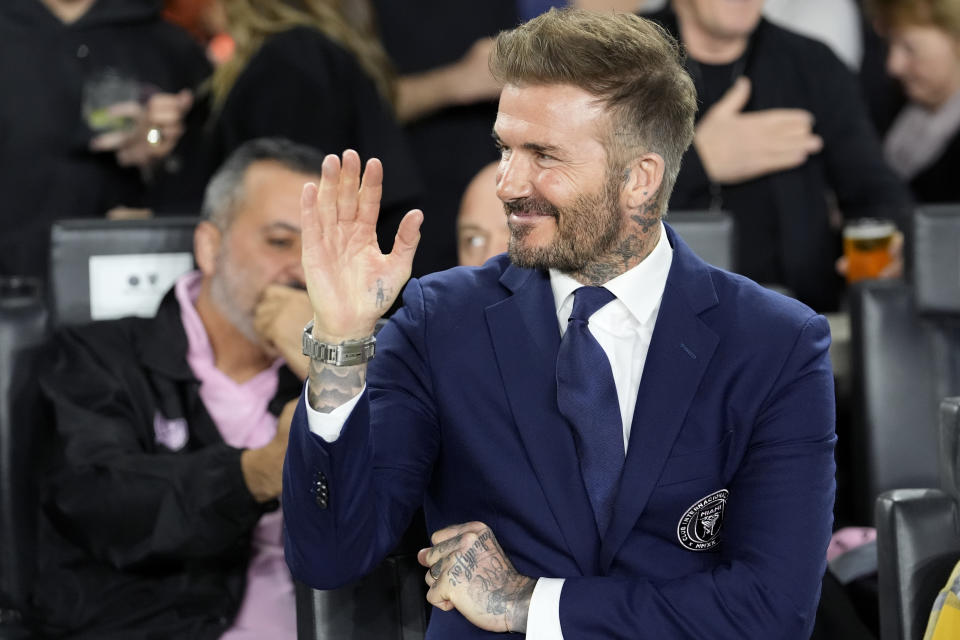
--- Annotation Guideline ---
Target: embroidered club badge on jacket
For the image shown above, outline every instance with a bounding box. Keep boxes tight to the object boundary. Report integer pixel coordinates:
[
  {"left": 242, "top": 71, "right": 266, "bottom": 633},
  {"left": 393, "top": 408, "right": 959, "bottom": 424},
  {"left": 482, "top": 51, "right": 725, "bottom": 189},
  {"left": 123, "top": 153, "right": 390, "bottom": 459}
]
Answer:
[{"left": 677, "top": 489, "right": 729, "bottom": 551}]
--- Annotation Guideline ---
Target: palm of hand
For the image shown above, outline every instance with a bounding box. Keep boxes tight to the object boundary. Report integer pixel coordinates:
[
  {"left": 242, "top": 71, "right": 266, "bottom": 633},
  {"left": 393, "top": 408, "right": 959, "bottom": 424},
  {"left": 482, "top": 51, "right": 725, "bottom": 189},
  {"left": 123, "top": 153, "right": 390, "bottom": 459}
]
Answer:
[{"left": 301, "top": 150, "right": 422, "bottom": 341}]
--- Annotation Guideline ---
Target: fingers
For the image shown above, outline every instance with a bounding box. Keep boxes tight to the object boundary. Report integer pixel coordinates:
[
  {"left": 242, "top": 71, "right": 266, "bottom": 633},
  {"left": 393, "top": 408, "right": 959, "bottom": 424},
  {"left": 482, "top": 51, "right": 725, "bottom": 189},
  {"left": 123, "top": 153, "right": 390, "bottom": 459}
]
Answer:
[
  {"left": 425, "top": 587, "right": 455, "bottom": 611},
  {"left": 300, "top": 181, "right": 321, "bottom": 248},
  {"left": 316, "top": 155, "right": 341, "bottom": 229},
  {"left": 880, "top": 232, "right": 904, "bottom": 278},
  {"left": 275, "top": 398, "right": 299, "bottom": 441},
  {"left": 356, "top": 158, "right": 384, "bottom": 226},
  {"left": 337, "top": 150, "right": 362, "bottom": 222},
  {"left": 835, "top": 255, "right": 849, "bottom": 277},
  {"left": 90, "top": 128, "right": 134, "bottom": 152},
  {"left": 421, "top": 521, "right": 487, "bottom": 566},
  {"left": 389, "top": 209, "right": 424, "bottom": 268},
  {"left": 889, "top": 230, "right": 905, "bottom": 256},
  {"left": 146, "top": 94, "right": 190, "bottom": 127},
  {"left": 714, "top": 76, "right": 751, "bottom": 115},
  {"left": 430, "top": 521, "right": 477, "bottom": 545}
]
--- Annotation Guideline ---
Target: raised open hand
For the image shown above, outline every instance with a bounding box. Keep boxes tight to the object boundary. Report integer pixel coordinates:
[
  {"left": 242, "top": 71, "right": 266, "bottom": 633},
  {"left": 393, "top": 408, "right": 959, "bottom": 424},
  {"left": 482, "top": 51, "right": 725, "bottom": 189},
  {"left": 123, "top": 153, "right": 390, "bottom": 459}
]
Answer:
[
  {"left": 694, "top": 78, "right": 823, "bottom": 184},
  {"left": 301, "top": 150, "right": 423, "bottom": 343}
]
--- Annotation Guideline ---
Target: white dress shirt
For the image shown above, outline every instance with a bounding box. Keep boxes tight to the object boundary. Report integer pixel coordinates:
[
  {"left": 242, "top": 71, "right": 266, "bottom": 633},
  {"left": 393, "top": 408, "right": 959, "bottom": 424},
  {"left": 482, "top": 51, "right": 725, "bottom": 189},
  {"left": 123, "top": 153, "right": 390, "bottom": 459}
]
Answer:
[{"left": 306, "top": 224, "right": 673, "bottom": 638}]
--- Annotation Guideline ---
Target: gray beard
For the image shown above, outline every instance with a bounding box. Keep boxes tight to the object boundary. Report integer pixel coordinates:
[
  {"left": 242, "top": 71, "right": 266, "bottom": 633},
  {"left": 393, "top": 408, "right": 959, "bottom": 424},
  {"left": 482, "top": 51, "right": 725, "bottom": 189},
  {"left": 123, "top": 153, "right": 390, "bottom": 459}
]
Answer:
[{"left": 208, "top": 258, "right": 261, "bottom": 345}]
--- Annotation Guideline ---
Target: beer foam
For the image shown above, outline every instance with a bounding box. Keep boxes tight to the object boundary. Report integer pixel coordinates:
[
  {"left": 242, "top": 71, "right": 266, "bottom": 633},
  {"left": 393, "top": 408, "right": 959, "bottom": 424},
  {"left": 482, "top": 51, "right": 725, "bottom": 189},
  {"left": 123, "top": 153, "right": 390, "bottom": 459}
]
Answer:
[{"left": 843, "top": 220, "right": 896, "bottom": 240}]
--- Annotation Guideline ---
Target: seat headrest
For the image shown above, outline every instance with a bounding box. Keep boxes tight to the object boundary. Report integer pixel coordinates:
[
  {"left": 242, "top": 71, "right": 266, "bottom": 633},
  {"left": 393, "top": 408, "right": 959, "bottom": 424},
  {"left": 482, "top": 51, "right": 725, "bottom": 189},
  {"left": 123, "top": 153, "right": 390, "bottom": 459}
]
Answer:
[
  {"left": 941, "top": 397, "right": 960, "bottom": 497},
  {"left": 49, "top": 217, "right": 198, "bottom": 326},
  {"left": 914, "top": 206, "right": 960, "bottom": 315},
  {"left": 665, "top": 210, "right": 736, "bottom": 272}
]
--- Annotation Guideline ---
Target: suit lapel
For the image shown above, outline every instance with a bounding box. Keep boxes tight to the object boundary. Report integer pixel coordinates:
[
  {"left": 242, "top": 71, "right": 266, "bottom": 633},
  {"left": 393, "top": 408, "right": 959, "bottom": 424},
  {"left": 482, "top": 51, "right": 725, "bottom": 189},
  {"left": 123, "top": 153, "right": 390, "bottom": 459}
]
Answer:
[
  {"left": 600, "top": 227, "right": 720, "bottom": 571},
  {"left": 486, "top": 265, "right": 600, "bottom": 576}
]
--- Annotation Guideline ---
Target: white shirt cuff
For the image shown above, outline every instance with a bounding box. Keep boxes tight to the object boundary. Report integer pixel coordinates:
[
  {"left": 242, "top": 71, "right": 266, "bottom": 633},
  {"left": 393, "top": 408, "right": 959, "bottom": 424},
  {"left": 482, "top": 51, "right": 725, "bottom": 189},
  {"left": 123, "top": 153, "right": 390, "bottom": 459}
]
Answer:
[
  {"left": 303, "top": 382, "right": 365, "bottom": 442},
  {"left": 525, "top": 577, "right": 564, "bottom": 639}
]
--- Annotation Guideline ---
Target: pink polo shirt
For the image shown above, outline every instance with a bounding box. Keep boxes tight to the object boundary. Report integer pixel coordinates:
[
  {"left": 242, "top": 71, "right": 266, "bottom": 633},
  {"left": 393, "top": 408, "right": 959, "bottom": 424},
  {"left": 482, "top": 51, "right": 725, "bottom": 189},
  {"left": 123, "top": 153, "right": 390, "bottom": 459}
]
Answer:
[{"left": 175, "top": 272, "right": 296, "bottom": 639}]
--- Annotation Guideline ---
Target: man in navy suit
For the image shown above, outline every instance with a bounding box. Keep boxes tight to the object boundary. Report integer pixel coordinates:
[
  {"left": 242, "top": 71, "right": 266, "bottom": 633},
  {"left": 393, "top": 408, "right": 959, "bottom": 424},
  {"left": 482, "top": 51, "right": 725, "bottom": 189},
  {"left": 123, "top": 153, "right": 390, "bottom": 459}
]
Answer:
[{"left": 283, "top": 8, "right": 836, "bottom": 638}]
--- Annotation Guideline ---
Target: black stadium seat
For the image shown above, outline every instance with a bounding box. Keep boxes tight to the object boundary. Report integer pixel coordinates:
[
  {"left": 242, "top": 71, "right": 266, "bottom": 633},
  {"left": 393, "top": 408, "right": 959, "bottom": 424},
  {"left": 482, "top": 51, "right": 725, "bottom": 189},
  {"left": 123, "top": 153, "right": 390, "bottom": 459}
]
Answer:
[
  {"left": 48, "top": 217, "right": 197, "bottom": 326},
  {"left": 850, "top": 205, "right": 960, "bottom": 523}
]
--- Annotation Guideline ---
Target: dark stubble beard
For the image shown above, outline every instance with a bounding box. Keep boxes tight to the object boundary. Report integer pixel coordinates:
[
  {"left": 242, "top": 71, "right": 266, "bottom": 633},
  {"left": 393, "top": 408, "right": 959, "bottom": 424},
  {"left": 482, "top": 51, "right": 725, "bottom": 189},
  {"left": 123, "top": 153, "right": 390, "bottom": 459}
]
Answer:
[{"left": 506, "top": 170, "right": 624, "bottom": 274}]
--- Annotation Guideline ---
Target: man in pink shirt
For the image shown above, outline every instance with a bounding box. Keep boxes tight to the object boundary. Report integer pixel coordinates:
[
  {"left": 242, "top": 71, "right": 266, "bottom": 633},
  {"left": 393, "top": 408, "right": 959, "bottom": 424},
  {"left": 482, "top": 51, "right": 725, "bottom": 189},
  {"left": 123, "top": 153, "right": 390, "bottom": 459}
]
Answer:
[{"left": 32, "top": 138, "right": 320, "bottom": 639}]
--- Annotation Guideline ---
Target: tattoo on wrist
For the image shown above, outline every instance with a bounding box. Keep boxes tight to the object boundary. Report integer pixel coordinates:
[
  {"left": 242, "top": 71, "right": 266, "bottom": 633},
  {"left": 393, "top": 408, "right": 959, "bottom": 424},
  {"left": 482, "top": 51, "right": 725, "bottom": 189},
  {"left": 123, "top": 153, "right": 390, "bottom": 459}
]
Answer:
[{"left": 307, "top": 360, "right": 366, "bottom": 413}]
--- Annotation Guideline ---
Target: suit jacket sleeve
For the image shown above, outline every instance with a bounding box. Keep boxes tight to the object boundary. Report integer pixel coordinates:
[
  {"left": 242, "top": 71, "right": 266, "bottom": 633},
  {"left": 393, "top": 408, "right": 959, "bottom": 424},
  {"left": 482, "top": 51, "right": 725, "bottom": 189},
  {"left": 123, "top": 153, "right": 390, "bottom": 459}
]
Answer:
[
  {"left": 558, "top": 313, "right": 836, "bottom": 638},
  {"left": 283, "top": 277, "right": 439, "bottom": 588},
  {"left": 40, "top": 328, "right": 267, "bottom": 570}
]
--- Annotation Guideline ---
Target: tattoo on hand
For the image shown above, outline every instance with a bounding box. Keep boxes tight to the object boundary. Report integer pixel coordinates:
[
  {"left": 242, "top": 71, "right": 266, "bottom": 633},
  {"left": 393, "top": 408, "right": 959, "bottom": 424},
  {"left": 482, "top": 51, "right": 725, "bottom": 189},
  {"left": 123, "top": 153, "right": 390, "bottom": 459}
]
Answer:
[
  {"left": 375, "top": 278, "right": 386, "bottom": 310},
  {"left": 444, "top": 529, "right": 535, "bottom": 633},
  {"left": 307, "top": 360, "right": 366, "bottom": 413}
]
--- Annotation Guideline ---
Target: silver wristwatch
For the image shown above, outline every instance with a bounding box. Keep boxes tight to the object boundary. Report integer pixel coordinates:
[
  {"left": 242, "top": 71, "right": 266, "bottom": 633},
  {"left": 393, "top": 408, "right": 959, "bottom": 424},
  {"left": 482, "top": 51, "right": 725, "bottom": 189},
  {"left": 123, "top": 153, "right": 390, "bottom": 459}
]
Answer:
[{"left": 301, "top": 320, "right": 376, "bottom": 366}]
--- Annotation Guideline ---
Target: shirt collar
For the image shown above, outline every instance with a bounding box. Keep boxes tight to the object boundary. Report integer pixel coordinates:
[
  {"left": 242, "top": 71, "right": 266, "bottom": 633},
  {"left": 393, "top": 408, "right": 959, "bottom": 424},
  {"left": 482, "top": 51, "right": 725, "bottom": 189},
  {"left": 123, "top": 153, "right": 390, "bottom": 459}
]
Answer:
[{"left": 549, "top": 222, "right": 673, "bottom": 327}]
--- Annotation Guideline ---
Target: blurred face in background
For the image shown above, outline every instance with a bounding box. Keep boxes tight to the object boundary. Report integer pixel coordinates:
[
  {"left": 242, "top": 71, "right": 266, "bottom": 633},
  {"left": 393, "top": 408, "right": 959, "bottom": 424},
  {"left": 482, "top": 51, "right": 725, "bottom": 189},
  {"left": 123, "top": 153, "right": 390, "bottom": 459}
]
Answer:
[
  {"left": 886, "top": 23, "right": 960, "bottom": 110},
  {"left": 457, "top": 162, "right": 511, "bottom": 267},
  {"left": 673, "top": 0, "right": 765, "bottom": 41},
  {"left": 205, "top": 161, "right": 309, "bottom": 343}
]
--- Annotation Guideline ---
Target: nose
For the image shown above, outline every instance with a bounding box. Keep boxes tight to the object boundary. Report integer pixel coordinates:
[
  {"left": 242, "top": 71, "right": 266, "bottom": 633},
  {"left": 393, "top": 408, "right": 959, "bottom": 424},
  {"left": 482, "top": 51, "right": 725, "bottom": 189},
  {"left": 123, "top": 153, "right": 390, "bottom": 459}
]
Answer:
[
  {"left": 887, "top": 43, "right": 907, "bottom": 79},
  {"left": 495, "top": 153, "right": 533, "bottom": 202},
  {"left": 289, "top": 260, "right": 306, "bottom": 288}
]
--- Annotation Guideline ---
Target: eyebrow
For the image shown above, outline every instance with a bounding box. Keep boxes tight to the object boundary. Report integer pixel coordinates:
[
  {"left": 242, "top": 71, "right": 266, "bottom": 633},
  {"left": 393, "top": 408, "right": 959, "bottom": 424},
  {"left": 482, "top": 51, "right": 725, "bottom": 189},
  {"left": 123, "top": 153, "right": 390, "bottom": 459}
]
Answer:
[
  {"left": 262, "top": 222, "right": 301, "bottom": 234},
  {"left": 458, "top": 223, "right": 491, "bottom": 232},
  {"left": 491, "top": 131, "right": 562, "bottom": 156}
]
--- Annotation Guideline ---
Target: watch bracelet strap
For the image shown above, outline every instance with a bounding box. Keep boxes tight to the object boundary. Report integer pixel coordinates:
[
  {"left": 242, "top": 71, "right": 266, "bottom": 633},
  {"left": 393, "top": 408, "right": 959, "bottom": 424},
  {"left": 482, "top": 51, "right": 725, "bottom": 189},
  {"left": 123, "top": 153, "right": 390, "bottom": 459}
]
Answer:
[{"left": 302, "top": 320, "right": 376, "bottom": 366}]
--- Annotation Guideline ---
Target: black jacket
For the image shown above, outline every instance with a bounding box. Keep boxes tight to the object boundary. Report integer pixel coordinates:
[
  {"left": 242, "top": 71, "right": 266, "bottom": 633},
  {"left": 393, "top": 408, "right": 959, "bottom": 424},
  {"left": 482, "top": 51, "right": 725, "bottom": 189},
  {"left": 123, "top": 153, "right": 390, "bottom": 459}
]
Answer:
[
  {"left": 652, "top": 10, "right": 913, "bottom": 311},
  {"left": 205, "top": 26, "right": 421, "bottom": 250},
  {"left": 908, "top": 127, "right": 960, "bottom": 204},
  {"left": 371, "top": 0, "right": 519, "bottom": 278},
  {"left": 0, "top": 0, "right": 209, "bottom": 279},
  {"left": 32, "top": 290, "right": 301, "bottom": 639}
]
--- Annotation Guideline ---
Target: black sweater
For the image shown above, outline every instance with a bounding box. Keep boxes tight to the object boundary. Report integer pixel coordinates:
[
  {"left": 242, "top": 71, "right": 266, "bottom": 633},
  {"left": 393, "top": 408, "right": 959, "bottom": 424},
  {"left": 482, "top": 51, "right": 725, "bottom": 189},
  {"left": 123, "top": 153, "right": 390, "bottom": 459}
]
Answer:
[{"left": 0, "top": 0, "right": 209, "bottom": 279}]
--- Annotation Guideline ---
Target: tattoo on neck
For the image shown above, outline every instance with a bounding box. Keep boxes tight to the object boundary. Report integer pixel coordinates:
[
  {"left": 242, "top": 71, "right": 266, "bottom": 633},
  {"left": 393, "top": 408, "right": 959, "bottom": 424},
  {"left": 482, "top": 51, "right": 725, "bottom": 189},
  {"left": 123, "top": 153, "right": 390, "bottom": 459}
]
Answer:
[
  {"left": 571, "top": 214, "right": 660, "bottom": 286},
  {"left": 307, "top": 360, "right": 366, "bottom": 413}
]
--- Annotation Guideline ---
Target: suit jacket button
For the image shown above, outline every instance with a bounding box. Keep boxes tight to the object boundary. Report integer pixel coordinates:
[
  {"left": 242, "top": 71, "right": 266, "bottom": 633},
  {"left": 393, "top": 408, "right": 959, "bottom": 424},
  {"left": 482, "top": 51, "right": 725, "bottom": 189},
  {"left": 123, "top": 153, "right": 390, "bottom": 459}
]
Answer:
[{"left": 314, "top": 471, "right": 329, "bottom": 508}]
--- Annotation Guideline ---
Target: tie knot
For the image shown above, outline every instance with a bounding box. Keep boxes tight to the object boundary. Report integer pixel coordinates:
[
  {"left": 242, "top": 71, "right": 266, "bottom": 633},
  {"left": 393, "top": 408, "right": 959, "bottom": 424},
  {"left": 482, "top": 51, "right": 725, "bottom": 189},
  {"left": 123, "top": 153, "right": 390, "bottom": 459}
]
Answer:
[{"left": 569, "top": 286, "right": 615, "bottom": 322}]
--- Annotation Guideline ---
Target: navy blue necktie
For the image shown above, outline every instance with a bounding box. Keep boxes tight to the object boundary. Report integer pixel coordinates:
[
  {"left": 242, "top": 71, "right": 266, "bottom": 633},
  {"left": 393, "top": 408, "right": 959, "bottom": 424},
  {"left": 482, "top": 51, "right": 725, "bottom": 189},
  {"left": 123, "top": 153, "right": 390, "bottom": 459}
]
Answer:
[{"left": 556, "top": 286, "right": 624, "bottom": 537}]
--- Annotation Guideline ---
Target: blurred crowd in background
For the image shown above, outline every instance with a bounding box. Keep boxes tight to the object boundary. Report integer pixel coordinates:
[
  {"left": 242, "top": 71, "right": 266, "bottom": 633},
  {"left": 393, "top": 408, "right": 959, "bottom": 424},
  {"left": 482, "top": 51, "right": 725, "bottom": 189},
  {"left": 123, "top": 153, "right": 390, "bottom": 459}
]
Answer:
[{"left": 2, "top": 0, "right": 958, "bottom": 312}]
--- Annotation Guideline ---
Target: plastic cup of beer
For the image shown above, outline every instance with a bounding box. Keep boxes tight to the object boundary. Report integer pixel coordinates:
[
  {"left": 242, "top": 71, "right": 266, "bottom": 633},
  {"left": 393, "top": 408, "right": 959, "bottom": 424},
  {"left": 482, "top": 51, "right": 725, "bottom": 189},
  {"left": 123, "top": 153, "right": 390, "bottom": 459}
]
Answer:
[{"left": 842, "top": 219, "right": 896, "bottom": 283}]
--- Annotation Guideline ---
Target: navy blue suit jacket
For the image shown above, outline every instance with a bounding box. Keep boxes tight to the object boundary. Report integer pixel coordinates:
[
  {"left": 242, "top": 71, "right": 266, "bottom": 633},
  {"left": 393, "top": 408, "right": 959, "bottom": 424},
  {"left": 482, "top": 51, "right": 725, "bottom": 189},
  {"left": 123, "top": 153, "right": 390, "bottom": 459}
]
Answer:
[{"left": 283, "top": 226, "right": 836, "bottom": 638}]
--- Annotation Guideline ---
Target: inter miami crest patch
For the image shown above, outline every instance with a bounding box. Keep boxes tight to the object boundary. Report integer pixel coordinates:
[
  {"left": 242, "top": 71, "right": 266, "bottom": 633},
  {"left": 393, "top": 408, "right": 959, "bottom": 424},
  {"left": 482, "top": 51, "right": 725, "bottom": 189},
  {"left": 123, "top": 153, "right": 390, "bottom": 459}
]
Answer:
[{"left": 677, "top": 489, "right": 729, "bottom": 551}]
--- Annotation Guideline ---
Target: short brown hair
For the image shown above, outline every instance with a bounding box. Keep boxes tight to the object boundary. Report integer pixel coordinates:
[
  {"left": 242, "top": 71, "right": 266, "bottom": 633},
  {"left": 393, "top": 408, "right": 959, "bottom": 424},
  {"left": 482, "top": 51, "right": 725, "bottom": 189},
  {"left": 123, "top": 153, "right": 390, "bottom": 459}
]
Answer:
[
  {"left": 865, "top": 0, "right": 960, "bottom": 39},
  {"left": 490, "top": 8, "right": 697, "bottom": 215}
]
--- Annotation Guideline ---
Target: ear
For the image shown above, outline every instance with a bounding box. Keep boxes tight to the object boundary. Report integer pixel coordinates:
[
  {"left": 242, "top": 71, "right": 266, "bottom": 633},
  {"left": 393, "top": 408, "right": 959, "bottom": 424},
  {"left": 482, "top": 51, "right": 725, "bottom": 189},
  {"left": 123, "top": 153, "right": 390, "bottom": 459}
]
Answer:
[
  {"left": 194, "top": 221, "right": 222, "bottom": 276},
  {"left": 622, "top": 152, "right": 666, "bottom": 213}
]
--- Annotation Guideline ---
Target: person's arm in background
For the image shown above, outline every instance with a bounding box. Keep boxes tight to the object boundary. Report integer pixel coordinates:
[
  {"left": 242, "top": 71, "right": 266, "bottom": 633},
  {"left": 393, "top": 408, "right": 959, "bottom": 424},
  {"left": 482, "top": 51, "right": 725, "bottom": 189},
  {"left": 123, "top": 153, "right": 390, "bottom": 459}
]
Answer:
[
  {"left": 213, "top": 29, "right": 421, "bottom": 226},
  {"left": 41, "top": 327, "right": 296, "bottom": 568},
  {"left": 810, "top": 39, "right": 912, "bottom": 221},
  {"left": 805, "top": 38, "right": 912, "bottom": 276},
  {"left": 395, "top": 38, "right": 502, "bottom": 124}
]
